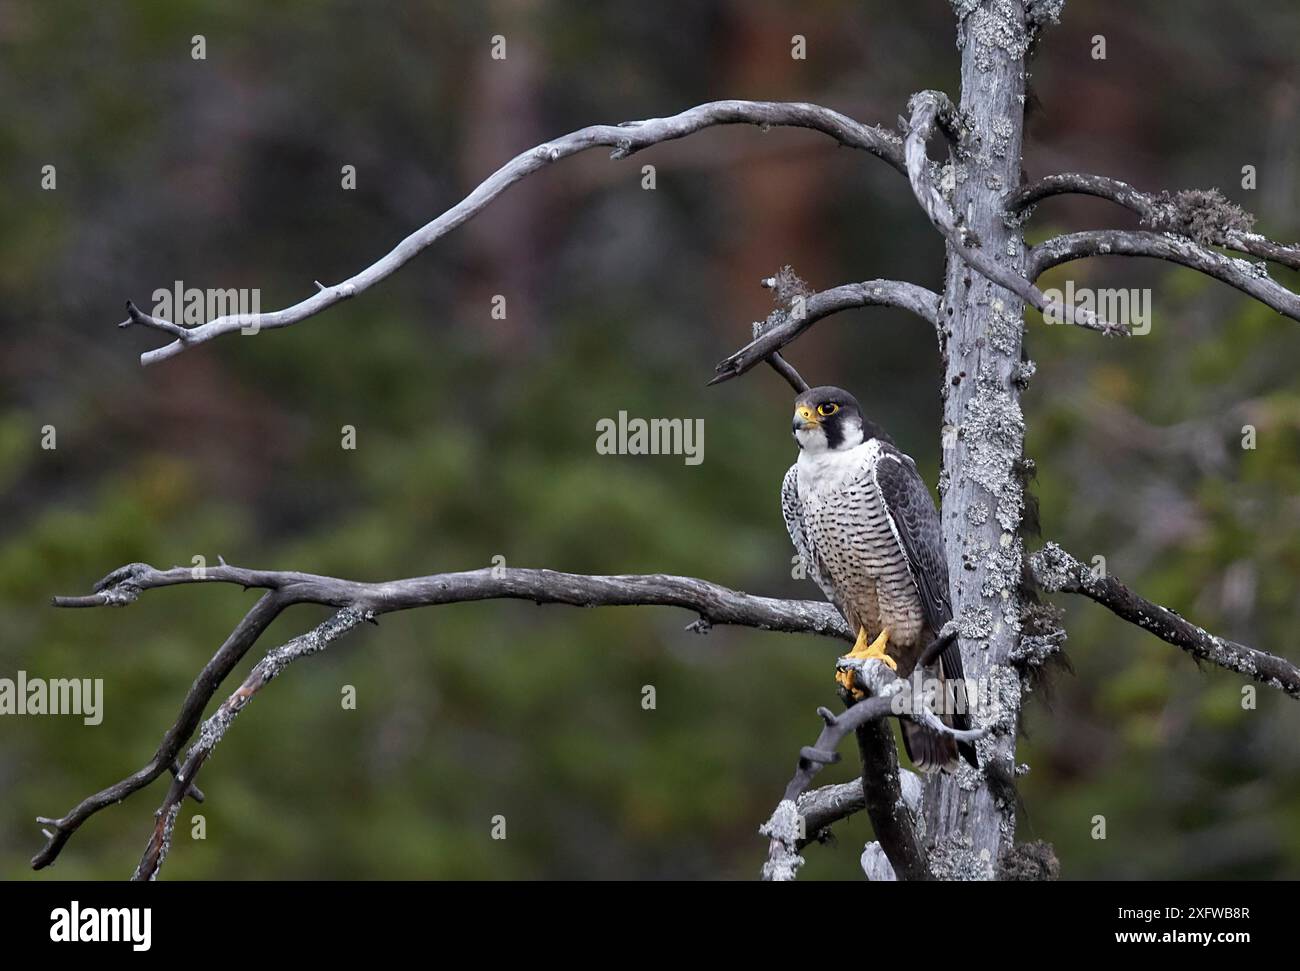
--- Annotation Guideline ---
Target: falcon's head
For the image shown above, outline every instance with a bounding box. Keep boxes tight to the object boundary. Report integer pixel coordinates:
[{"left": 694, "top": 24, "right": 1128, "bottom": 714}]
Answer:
[{"left": 792, "top": 386, "right": 887, "bottom": 453}]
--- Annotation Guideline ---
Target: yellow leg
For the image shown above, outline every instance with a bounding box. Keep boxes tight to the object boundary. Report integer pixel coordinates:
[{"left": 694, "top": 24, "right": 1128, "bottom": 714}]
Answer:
[{"left": 841, "top": 626, "right": 896, "bottom": 670}]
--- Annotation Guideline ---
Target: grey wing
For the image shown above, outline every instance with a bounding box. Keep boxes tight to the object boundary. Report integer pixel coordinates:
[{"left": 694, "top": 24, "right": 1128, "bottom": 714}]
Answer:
[
  {"left": 875, "top": 444, "right": 977, "bottom": 767},
  {"left": 781, "top": 464, "right": 841, "bottom": 611},
  {"left": 872, "top": 445, "right": 952, "bottom": 631}
]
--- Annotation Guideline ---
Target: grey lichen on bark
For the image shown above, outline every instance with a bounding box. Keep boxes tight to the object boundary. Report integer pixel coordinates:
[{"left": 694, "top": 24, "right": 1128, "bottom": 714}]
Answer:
[
  {"left": 759, "top": 799, "right": 805, "bottom": 881},
  {"left": 926, "top": 0, "right": 1037, "bottom": 879}
]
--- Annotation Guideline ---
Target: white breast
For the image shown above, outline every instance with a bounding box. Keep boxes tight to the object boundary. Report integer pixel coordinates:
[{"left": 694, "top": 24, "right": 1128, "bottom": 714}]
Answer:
[{"left": 795, "top": 439, "right": 925, "bottom": 647}]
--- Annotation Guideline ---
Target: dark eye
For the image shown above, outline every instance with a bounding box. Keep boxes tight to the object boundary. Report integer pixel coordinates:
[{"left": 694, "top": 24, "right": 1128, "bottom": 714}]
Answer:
[{"left": 817, "top": 402, "right": 839, "bottom": 417}]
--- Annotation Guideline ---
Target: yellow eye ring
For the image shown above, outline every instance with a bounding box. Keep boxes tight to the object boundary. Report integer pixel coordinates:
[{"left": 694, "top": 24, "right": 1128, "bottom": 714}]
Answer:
[{"left": 817, "top": 403, "right": 839, "bottom": 417}]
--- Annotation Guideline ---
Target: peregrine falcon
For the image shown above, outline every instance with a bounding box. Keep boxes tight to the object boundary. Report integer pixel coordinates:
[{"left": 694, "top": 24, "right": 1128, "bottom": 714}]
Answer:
[{"left": 782, "top": 386, "right": 977, "bottom": 772}]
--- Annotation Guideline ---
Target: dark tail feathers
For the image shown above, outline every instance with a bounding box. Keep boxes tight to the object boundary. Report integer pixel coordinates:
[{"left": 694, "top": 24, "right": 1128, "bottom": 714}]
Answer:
[{"left": 900, "top": 658, "right": 979, "bottom": 774}]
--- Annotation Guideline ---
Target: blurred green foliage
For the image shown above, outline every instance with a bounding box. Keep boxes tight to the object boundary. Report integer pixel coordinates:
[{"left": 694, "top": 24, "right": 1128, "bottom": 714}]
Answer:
[{"left": 1, "top": 0, "right": 1297, "bottom": 879}]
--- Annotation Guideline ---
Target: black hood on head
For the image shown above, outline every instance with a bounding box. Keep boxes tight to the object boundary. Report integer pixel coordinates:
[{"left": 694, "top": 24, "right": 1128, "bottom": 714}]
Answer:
[{"left": 793, "top": 386, "right": 892, "bottom": 448}]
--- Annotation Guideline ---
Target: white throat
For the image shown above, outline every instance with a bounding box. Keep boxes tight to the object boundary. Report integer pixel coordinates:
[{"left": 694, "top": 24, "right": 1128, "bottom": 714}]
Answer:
[{"left": 797, "top": 436, "right": 880, "bottom": 492}]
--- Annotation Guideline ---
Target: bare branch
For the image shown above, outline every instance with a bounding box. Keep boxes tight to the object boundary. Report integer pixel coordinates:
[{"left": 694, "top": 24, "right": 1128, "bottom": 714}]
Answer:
[
  {"left": 795, "top": 778, "right": 865, "bottom": 845},
  {"left": 1007, "top": 172, "right": 1300, "bottom": 270},
  {"left": 709, "top": 276, "right": 941, "bottom": 387},
  {"left": 134, "top": 606, "right": 372, "bottom": 881},
  {"left": 1008, "top": 172, "right": 1159, "bottom": 221},
  {"left": 36, "top": 559, "right": 851, "bottom": 872},
  {"left": 31, "top": 590, "right": 287, "bottom": 870},
  {"left": 903, "top": 90, "right": 1129, "bottom": 336},
  {"left": 1030, "top": 542, "right": 1300, "bottom": 698},
  {"left": 49, "top": 560, "right": 851, "bottom": 639},
  {"left": 120, "top": 101, "right": 904, "bottom": 366},
  {"left": 761, "top": 693, "right": 896, "bottom": 881},
  {"left": 760, "top": 656, "right": 982, "bottom": 881},
  {"left": 1027, "top": 229, "right": 1300, "bottom": 323},
  {"left": 793, "top": 770, "right": 921, "bottom": 850}
]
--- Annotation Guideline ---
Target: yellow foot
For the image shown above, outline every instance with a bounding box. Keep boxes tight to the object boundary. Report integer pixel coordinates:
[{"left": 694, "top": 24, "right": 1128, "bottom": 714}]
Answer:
[
  {"left": 834, "top": 667, "right": 864, "bottom": 699},
  {"left": 841, "top": 627, "right": 897, "bottom": 670},
  {"left": 835, "top": 627, "right": 896, "bottom": 699}
]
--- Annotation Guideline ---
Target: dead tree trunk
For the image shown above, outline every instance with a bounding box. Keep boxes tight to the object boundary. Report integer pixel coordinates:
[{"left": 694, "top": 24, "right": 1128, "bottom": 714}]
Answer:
[{"left": 925, "top": 0, "right": 1032, "bottom": 879}]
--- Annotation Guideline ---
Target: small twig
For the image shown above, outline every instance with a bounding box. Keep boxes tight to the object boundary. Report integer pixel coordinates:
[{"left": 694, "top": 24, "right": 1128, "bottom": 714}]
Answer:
[
  {"left": 860, "top": 841, "right": 898, "bottom": 881},
  {"left": 169, "top": 761, "right": 205, "bottom": 804},
  {"left": 793, "top": 778, "right": 864, "bottom": 846},
  {"left": 917, "top": 621, "right": 959, "bottom": 669},
  {"left": 764, "top": 352, "right": 809, "bottom": 394},
  {"left": 117, "top": 300, "right": 194, "bottom": 341}
]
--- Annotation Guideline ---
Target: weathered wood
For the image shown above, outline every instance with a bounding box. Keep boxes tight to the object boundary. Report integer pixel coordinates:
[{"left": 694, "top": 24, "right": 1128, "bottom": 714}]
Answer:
[{"left": 925, "top": 0, "right": 1033, "bottom": 879}]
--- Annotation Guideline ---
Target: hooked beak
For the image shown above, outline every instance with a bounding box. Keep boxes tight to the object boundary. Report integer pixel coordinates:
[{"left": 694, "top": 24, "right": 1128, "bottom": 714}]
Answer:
[{"left": 792, "top": 405, "right": 819, "bottom": 432}]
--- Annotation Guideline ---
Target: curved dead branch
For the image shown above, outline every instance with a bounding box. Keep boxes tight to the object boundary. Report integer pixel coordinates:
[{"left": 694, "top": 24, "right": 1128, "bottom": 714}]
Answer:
[
  {"left": 1031, "top": 543, "right": 1300, "bottom": 698},
  {"left": 118, "top": 100, "right": 903, "bottom": 366},
  {"left": 35, "top": 560, "right": 850, "bottom": 874},
  {"left": 1006, "top": 171, "right": 1300, "bottom": 271},
  {"left": 903, "top": 91, "right": 1128, "bottom": 336},
  {"left": 1027, "top": 229, "right": 1300, "bottom": 323},
  {"left": 709, "top": 277, "right": 941, "bottom": 387}
]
